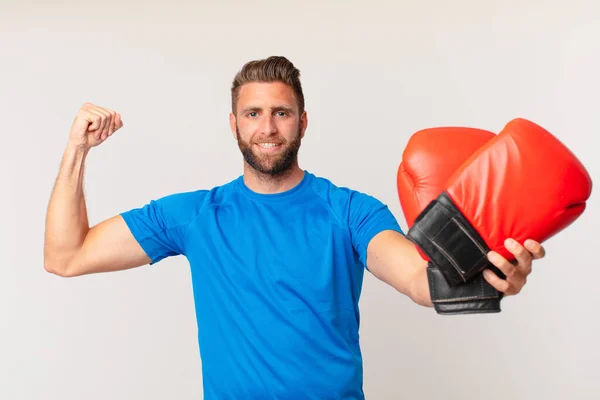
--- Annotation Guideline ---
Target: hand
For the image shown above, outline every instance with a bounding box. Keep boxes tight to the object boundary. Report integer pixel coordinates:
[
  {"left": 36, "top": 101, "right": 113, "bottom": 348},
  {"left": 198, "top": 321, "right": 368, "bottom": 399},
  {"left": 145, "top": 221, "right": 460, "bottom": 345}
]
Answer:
[
  {"left": 483, "top": 238, "right": 546, "bottom": 296},
  {"left": 68, "top": 102, "right": 124, "bottom": 150}
]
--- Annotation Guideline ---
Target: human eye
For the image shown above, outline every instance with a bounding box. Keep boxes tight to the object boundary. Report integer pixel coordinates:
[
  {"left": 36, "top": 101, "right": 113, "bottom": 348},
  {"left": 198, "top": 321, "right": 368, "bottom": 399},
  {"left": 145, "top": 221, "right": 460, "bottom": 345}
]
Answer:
[{"left": 247, "top": 111, "right": 258, "bottom": 118}]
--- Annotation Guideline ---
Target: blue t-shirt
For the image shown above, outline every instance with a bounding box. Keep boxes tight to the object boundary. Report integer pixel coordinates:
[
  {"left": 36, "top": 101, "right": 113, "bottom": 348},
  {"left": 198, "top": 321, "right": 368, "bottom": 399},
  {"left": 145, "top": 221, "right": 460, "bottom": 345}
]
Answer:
[{"left": 120, "top": 171, "right": 403, "bottom": 399}]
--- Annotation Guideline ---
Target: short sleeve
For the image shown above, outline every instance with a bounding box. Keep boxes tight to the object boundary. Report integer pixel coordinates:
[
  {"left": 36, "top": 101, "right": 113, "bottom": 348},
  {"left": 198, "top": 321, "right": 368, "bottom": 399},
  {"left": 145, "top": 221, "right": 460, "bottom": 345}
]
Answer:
[
  {"left": 120, "top": 192, "right": 200, "bottom": 264},
  {"left": 348, "top": 192, "right": 404, "bottom": 268}
]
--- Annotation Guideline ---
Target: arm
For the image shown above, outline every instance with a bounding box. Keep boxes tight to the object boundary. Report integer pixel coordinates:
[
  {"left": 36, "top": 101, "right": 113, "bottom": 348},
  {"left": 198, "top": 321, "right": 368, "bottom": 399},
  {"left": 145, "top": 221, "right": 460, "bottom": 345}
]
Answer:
[
  {"left": 365, "top": 230, "right": 433, "bottom": 308},
  {"left": 44, "top": 103, "right": 150, "bottom": 277},
  {"left": 365, "top": 230, "right": 547, "bottom": 313}
]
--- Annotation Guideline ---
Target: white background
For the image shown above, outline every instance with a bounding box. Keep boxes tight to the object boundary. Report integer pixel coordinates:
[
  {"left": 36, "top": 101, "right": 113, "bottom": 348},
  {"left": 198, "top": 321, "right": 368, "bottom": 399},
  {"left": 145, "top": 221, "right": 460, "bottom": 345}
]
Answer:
[{"left": 2, "top": 0, "right": 599, "bottom": 399}]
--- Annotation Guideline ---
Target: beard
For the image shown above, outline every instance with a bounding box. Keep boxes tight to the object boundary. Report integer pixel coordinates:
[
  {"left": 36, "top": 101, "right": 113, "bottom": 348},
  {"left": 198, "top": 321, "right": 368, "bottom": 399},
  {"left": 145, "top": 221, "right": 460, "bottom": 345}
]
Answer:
[{"left": 236, "top": 125, "right": 302, "bottom": 177}]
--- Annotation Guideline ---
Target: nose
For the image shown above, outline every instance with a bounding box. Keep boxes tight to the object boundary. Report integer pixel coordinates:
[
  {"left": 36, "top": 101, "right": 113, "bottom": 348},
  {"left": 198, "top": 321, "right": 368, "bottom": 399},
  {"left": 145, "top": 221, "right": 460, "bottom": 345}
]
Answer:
[{"left": 260, "top": 115, "right": 277, "bottom": 136}]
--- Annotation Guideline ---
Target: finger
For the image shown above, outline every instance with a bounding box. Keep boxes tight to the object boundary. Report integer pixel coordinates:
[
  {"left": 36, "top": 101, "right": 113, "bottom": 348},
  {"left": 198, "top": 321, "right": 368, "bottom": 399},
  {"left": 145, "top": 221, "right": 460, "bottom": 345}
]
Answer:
[
  {"left": 107, "top": 115, "right": 115, "bottom": 137},
  {"left": 524, "top": 239, "right": 546, "bottom": 259},
  {"left": 82, "top": 103, "right": 122, "bottom": 138},
  {"left": 87, "top": 109, "right": 108, "bottom": 139},
  {"left": 504, "top": 238, "right": 533, "bottom": 270},
  {"left": 98, "top": 110, "right": 111, "bottom": 139},
  {"left": 102, "top": 109, "right": 119, "bottom": 139},
  {"left": 87, "top": 105, "right": 112, "bottom": 138},
  {"left": 85, "top": 110, "right": 102, "bottom": 132},
  {"left": 482, "top": 268, "right": 511, "bottom": 293},
  {"left": 115, "top": 113, "right": 124, "bottom": 129},
  {"left": 106, "top": 111, "right": 116, "bottom": 137},
  {"left": 487, "top": 250, "right": 517, "bottom": 280},
  {"left": 108, "top": 111, "right": 123, "bottom": 136},
  {"left": 483, "top": 267, "right": 526, "bottom": 296}
]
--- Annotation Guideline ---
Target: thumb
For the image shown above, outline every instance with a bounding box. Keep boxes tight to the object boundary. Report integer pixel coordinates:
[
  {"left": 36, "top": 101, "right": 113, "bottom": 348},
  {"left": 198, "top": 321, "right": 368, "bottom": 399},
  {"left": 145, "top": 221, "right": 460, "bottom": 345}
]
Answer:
[
  {"left": 79, "top": 111, "right": 100, "bottom": 132},
  {"left": 115, "top": 113, "right": 124, "bottom": 129}
]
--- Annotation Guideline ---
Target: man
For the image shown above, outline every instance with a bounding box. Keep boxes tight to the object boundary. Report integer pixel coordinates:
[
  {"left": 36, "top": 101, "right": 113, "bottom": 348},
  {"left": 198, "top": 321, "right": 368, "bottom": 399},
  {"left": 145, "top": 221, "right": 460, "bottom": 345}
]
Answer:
[{"left": 44, "top": 56, "right": 545, "bottom": 398}]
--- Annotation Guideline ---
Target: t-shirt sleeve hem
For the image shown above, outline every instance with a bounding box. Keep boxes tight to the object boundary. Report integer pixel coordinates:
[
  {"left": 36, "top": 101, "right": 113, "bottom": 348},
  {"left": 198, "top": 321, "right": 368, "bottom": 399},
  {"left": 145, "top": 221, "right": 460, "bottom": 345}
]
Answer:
[{"left": 119, "top": 211, "right": 166, "bottom": 265}]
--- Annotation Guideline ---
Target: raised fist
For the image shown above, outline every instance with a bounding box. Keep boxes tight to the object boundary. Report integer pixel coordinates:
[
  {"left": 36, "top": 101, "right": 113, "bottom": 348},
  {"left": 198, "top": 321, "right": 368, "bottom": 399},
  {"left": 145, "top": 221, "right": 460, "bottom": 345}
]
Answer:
[{"left": 69, "top": 102, "right": 124, "bottom": 149}]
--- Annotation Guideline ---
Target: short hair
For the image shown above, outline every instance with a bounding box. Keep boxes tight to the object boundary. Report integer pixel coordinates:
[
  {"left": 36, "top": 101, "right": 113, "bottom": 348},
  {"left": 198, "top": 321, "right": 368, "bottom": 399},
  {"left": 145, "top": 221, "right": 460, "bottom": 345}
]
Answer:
[{"left": 231, "top": 56, "right": 305, "bottom": 115}]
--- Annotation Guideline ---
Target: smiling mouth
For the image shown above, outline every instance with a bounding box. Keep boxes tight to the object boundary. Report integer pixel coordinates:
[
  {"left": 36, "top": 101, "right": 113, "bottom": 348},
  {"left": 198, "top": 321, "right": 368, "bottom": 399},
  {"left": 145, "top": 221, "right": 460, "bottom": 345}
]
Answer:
[{"left": 256, "top": 143, "right": 282, "bottom": 149}]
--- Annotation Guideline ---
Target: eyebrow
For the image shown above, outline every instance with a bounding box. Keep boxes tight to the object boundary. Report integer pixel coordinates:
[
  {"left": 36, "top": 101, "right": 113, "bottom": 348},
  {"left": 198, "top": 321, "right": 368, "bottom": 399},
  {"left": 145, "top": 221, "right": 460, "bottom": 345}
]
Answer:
[{"left": 241, "top": 105, "right": 296, "bottom": 114}]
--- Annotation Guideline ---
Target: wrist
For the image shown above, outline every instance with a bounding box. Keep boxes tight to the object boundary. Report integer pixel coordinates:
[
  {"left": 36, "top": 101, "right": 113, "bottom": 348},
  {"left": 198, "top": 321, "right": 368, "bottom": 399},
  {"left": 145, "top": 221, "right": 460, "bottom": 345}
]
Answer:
[
  {"left": 60, "top": 142, "right": 89, "bottom": 179},
  {"left": 65, "top": 141, "right": 90, "bottom": 161}
]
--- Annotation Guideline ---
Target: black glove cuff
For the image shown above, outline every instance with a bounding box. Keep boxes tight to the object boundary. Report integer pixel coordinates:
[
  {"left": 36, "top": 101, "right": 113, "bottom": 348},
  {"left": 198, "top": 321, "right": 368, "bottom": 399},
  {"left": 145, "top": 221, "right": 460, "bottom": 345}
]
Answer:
[
  {"left": 407, "top": 191, "right": 493, "bottom": 286},
  {"left": 427, "top": 264, "right": 504, "bottom": 315}
]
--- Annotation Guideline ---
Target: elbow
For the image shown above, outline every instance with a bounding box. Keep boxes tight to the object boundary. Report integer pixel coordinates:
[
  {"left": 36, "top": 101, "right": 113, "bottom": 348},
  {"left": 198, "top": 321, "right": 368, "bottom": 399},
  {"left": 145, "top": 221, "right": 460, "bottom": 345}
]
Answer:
[
  {"left": 408, "top": 261, "right": 434, "bottom": 308},
  {"left": 44, "top": 260, "right": 72, "bottom": 277},
  {"left": 412, "top": 290, "right": 433, "bottom": 308},
  {"left": 43, "top": 253, "right": 78, "bottom": 278},
  {"left": 408, "top": 282, "right": 433, "bottom": 308}
]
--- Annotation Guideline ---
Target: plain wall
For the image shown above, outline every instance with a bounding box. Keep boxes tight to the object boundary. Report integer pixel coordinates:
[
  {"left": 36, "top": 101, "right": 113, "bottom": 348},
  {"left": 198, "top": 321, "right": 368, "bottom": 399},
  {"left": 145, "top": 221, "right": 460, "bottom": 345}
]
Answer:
[{"left": 2, "top": 0, "right": 599, "bottom": 399}]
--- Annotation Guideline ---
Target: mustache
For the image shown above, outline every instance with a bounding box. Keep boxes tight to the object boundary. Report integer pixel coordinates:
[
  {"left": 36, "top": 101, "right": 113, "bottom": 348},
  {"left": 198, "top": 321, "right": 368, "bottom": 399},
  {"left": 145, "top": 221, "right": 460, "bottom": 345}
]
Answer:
[{"left": 235, "top": 125, "right": 289, "bottom": 144}]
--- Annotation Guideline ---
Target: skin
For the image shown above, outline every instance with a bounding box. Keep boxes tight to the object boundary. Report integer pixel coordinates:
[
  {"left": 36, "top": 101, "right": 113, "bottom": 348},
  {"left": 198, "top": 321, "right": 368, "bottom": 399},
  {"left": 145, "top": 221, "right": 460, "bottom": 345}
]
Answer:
[
  {"left": 44, "top": 83, "right": 546, "bottom": 308},
  {"left": 229, "top": 81, "right": 307, "bottom": 194}
]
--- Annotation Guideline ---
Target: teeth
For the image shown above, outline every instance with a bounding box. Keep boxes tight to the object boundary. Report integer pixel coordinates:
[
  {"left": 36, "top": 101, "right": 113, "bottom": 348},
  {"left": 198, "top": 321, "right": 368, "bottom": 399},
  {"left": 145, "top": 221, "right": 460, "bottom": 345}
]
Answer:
[{"left": 258, "top": 143, "right": 280, "bottom": 148}]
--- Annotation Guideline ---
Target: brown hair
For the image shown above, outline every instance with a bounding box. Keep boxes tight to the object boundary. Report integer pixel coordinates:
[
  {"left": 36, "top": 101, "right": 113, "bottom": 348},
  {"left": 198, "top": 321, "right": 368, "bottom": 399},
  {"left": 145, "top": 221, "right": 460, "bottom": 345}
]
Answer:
[{"left": 231, "top": 56, "right": 305, "bottom": 115}]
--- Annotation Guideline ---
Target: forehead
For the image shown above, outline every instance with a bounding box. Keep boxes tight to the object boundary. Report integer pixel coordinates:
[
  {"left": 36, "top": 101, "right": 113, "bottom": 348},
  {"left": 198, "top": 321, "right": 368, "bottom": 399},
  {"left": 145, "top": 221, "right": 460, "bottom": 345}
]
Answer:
[{"left": 237, "top": 81, "right": 297, "bottom": 109}]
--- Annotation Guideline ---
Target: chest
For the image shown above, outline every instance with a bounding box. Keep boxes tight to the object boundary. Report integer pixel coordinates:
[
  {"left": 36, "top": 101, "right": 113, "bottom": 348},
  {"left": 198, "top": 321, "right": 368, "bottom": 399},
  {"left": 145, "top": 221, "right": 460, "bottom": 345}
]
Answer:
[{"left": 184, "top": 201, "right": 362, "bottom": 309}]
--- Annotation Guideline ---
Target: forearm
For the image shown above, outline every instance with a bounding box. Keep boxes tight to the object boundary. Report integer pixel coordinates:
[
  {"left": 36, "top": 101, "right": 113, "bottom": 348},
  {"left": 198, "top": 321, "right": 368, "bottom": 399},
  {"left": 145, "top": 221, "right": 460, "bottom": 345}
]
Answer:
[
  {"left": 366, "top": 230, "right": 432, "bottom": 308},
  {"left": 44, "top": 144, "right": 90, "bottom": 272}
]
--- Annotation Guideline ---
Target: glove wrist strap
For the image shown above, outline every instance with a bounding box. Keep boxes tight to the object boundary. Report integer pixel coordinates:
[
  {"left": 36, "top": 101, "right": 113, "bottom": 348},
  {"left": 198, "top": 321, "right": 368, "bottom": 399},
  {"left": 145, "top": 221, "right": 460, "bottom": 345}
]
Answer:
[
  {"left": 408, "top": 192, "right": 492, "bottom": 286},
  {"left": 427, "top": 264, "right": 503, "bottom": 314}
]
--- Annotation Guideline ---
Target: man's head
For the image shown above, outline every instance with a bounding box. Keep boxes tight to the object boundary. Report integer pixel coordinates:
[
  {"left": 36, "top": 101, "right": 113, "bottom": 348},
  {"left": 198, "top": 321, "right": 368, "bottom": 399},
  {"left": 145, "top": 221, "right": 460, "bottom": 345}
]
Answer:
[{"left": 229, "top": 56, "right": 307, "bottom": 177}]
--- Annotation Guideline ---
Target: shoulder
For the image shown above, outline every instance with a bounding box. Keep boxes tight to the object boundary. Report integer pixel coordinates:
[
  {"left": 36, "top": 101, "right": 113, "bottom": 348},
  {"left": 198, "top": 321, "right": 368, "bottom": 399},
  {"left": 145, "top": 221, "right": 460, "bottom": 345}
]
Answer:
[
  {"left": 122, "top": 176, "right": 241, "bottom": 228},
  {"left": 304, "top": 172, "right": 399, "bottom": 233},
  {"left": 306, "top": 172, "right": 388, "bottom": 213},
  {"left": 305, "top": 172, "right": 402, "bottom": 263},
  {"left": 160, "top": 177, "right": 239, "bottom": 209}
]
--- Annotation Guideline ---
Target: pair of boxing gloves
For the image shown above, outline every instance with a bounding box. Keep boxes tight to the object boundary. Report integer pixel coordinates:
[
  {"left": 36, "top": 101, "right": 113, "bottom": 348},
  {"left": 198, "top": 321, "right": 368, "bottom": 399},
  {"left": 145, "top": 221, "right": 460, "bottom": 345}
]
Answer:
[{"left": 397, "top": 118, "right": 592, "bottom": 315}]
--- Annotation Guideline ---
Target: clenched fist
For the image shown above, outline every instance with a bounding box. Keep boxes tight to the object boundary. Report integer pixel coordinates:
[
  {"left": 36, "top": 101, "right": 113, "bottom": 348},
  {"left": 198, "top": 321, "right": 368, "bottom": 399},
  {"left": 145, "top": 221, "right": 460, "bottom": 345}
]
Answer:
[{"left": 69, "top": 102, "right": 124, "bottom": 150}]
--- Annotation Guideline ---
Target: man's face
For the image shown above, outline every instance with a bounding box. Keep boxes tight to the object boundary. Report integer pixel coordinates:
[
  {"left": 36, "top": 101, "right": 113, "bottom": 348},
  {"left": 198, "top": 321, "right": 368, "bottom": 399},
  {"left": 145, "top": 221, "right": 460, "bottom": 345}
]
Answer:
[{"left": 230, "top": 82, "right": 307, "bottom": 176}]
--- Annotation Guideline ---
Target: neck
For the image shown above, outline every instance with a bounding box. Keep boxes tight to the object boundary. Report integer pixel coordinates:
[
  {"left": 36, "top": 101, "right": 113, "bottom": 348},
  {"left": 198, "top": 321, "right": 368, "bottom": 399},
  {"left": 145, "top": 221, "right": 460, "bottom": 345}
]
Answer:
[{"left": 242, "top": 163, "right": 305, "bottom": 194}]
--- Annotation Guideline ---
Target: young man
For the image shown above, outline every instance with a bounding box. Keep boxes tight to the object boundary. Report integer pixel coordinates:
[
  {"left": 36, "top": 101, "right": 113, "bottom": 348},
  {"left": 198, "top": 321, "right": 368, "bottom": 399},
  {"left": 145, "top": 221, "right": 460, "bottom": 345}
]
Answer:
[{"left": 44, "top": 56, "right": 545, "bottom": 399}]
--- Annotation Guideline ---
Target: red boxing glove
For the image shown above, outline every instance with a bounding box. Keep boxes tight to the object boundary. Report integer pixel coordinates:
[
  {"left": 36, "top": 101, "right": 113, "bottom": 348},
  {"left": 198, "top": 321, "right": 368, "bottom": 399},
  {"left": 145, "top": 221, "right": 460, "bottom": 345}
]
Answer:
[
  {"left": 398, "top": 126, "right": 495, "bottom": 229},
  {"left": 407, "top": 118, "right": 593, "bottom": 287},
  {"left": 398, "top": 126, "right": 505, "bottom": 314}
]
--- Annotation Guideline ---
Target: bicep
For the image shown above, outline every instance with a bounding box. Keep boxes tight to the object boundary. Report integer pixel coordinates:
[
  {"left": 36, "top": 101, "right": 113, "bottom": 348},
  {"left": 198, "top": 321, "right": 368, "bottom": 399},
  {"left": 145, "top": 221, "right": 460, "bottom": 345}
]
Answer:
[{"left": 66, "top": 215, "right": 151, "bottom": 277}]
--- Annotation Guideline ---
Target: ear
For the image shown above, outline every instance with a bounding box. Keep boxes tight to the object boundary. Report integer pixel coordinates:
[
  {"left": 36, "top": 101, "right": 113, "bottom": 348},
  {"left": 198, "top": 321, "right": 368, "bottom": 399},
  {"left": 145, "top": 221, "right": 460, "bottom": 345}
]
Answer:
[
  {"left": 229, "top": 112, "right": 237, "bottom": 140},
  {"left": 300, "top": 110, "right": 308, "bottom": 139}
]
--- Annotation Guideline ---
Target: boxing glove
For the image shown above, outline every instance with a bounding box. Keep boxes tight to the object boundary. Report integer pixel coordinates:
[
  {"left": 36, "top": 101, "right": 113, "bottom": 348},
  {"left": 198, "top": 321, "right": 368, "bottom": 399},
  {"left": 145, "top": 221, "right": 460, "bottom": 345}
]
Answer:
[
  {"left": 407, "top": 118, "right": 593, "bottom": 287},
  {"left": 398, "top": 126, "right": 505, "bottom": 314}
]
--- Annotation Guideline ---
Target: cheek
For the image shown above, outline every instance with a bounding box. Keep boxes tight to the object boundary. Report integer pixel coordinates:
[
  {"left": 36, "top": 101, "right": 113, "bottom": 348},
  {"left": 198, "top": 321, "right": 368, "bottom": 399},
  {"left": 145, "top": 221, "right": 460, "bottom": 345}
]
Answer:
[
  {"left": 280, "top": 121, "right": 300, "bottom": 137},
  {"left": 235, "top": 124, "right": 253, "bottom": 142}
]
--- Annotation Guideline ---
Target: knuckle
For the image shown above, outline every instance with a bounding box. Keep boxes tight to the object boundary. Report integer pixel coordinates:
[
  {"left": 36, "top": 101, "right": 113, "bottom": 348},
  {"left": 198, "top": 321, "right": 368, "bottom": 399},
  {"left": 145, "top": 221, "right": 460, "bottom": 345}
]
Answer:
[
  {"left": 538, "top": 248, "right": 547, "bottom": 259},
  {"left": 515, "top": 248, "right": 528, "bottom": 259},
  {"left": 514, "top": 285, "right": 522, "bottom": 295},
  {"left": 518, "top": 254, "right": 531, "bottom": 265}
]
